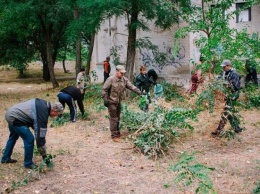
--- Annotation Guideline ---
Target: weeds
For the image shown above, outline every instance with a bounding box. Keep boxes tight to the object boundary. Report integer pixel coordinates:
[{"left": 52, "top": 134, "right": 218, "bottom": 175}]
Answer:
[
  {"left": 169, "top": 152, "right": 216, "bottom": 194},
  {"left": 121, "top": 104, "right": 199, "bottom": 159},
  {"left": 252, "top": 181, "right": 260, "bottom": 194},
  {"left": 242, "top": 85, "right": 260, "bottom": 108},
  {"left": 5, "top": 154, "right": 55, "bottom": 193},
  {"left": 161, "top": 81, "right": 184, "bottom": 102}
]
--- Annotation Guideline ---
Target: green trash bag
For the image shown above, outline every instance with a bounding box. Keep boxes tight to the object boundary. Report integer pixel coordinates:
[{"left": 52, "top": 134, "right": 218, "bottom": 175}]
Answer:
[{"left": 154, "top": 84, "right": 163, "bottom": 99}]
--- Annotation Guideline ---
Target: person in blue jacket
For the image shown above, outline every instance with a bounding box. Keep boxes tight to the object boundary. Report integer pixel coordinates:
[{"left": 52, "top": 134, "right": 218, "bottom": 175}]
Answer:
[{"left": 1, "top": 98, "right": 63, "bottom": 169}]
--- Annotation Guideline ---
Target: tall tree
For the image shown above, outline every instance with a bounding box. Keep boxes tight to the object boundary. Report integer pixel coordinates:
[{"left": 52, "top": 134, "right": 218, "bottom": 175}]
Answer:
[
  {"left": 76, "top": 0, "right": 187, "bottom": 82},
  {"left": 30, "top": 0, "right": 73, "bottom": 87},
  {"left": 0, "top": 1, "right": 36, "bottom": 76},
  {"left": 0, "top": 0, "right": 74, "bottom": 87}
]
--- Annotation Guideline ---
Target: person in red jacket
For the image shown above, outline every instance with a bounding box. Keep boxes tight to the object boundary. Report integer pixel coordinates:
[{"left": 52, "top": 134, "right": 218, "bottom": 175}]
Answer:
[
  {"left": 103, "top": 56, "right": 111, "bottom": 83},
  {"left": 190, "top": 69, "right": 203, "bottom": 94},
  {"left": 190, "top": 55, "right": 204, "bottom": 94}
]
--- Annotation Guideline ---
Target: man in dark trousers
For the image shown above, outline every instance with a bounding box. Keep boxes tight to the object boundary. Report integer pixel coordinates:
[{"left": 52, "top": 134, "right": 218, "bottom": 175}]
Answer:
[
  {"left": 212, "top": 60, "right": 242, "bottom": 136},
  {"left": 1, "top": 98, "right": 63, "bottom": 169},
  {"left": 245, "top": 59, "right": 258, "bottom": 87},
  {"left": 102, "top": 65, "right": 141, "bottom": 142},
  {"left": 58, "top": 86, "right": 85, "bottom": 122},
  {"left": 103, "top": 56, "right": 111, "bottom": 83}
]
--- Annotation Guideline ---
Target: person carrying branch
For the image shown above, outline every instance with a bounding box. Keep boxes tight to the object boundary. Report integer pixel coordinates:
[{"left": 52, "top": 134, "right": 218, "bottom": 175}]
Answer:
[
  {"left": 211, "top": 60, "right": 242, "bottom": 136},
  {"left": 102, "top": 65, "right": 141, "bottom": 142}
]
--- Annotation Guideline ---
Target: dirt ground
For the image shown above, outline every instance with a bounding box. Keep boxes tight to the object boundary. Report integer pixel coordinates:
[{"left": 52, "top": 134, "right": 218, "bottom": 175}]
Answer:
[{"left": 0, "top": 64, "right": 260, "bottom": 194}]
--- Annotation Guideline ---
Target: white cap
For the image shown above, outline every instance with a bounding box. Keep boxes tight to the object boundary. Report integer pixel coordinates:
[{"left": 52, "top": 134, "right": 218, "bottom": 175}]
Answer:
[
  {"left": 116, "top": 65, "right": 126, "bottom": 73},
  {"left": 220, "top": 60, "right": 232, "bottom": 67}
]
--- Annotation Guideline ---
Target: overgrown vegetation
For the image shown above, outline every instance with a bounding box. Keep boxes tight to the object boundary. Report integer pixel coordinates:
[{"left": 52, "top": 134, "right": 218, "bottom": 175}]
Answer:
[
  {"left": 161, "top": 81, "right": 184, "bottom": 102},
  {"left": 252, "top": 181, "right": 260, "bottom": 194},
  {"left": 242, "top": 85, "right": 260, "bottom": 108},
  {"left": 121, "top": 103, "right": 200, "bottom": 159}
]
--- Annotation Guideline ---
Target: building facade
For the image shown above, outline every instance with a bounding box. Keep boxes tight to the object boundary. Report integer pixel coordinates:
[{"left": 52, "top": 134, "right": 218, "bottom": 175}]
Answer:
[{"left": 90, "top": 2, "right": 260, "bottom": 87}]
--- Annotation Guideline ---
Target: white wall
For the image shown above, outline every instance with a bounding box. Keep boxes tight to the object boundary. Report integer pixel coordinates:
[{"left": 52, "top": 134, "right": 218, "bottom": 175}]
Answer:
[{"left": 90, "top": 3, "right": 260, "bottom": 85}]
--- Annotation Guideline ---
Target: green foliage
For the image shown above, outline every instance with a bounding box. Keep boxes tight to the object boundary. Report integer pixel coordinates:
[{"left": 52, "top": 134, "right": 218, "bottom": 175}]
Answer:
[
  {"left": 121, "top": 104, "right": 199, "bottom": 158},
  {"left": 196, "top": 79, "right": 227, "bottom": 112},
  {"left": 242, "top": 85, "right": 260, "bottom": 108},
  {"left": 9, "top": 179, "right": 28, "bottom": 192},
  {"left": 50, "top": 113, "right": 70, "bottom": 127},
  {"left": 139, "top": 94, "right": 149, "bottom": 111},
  {"left": 161, "top": 81, "right": 184, "bottom": 102},
  {"left": 253, "top": 181, "right": 260, "bottom": 194},
  {"left": 170, "top": 152, "right": 216, "bottom": 194},
  {"left": 175, "top": 0, "right": 260, "bottom": 75},
  {"left": 85, "top": 84, "right": 102, "bottom": 99},
  {"left": 110, "top": 45, "right": 123, "bottom": 66},
  {"left": 42, "top": 154, "right": 56, "bottom": 170},
  {"left": 90, "top": 70, "right": 98, "bottom": 82},
  {"left": 6, "top": 154, "right": 56, "bottom": 192}
]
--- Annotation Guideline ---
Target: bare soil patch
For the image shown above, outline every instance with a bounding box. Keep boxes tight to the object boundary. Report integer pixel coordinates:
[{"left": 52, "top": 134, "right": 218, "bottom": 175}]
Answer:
[{"left": 0, "top": 65, "right": 260, "bottom": 194}]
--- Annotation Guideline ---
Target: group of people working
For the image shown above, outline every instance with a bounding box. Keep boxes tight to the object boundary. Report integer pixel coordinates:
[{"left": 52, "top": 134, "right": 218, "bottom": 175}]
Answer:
[
  {"left": 1, "top": 56, "right": 257, "bottom": 168},
  {"left": 1, "top": 70, "right": 86, "bottom": 169}
]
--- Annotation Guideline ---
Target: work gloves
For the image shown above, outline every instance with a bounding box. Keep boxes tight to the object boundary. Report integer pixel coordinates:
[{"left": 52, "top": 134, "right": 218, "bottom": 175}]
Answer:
[
  {"left": 38, "top": 145, "right": 50, "bottom": 165},
  {"left": 42, "top": 155, "right": 51, "bottom": 165},
  {"left": 104, "top": 100, "right": 109, "bottom": 107}
]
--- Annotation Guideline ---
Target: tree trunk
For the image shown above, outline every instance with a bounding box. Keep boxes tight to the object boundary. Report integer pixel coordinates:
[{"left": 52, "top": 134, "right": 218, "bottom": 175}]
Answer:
[
  {"left": 62, "top": 59, "right": 68, "bottom": 73},
  {"left": 74, "top": 7, "right": 81, "bottom": 76},
  {"left": 46, "top": 40, "right": 59, "bottom": 88},
  {"left": 43, "top": 61, "right": 50, "bottom": 81},
  {"left": 42, "top": 54, "right": 50, "bottom": 81},
  {"left": 125, "top": 11, "right": 138, "bottom": 83},
  {"left": 86, "top": 33, "right": 95, "bottom": 76}
]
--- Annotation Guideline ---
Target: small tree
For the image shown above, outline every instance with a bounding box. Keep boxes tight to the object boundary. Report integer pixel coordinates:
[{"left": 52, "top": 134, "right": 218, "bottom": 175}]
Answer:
[{"left": 175, "top": 0, "right": 260, "bottom": 77}]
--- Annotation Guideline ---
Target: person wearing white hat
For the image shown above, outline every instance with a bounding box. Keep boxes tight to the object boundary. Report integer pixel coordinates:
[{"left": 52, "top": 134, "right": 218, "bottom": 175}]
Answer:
[
  {"left": 102, "top": 65, "right": 141, "bottom": 142},
  {"left": 212, "top": 59, "right": 242, "bottom": 136}
]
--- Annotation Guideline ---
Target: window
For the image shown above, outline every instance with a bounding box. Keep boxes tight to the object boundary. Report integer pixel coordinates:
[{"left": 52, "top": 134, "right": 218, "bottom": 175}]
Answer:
[{"left": 236, "top": 3, "right": 251, "bottom": 23}]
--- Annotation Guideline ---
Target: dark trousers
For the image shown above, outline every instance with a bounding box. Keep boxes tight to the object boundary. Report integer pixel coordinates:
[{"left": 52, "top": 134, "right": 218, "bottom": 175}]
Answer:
[
  {"left": 245, "top": 70, "right": 258, "bottom": 86},
  {"left": 104, "top": 72, "right": 109, "bottom": 83},
  {"left": 107, "top": 103, "right": 121, "bottom": 138},
  {"left": 58, "top": 92, "right": 77, "bottom": 122}
]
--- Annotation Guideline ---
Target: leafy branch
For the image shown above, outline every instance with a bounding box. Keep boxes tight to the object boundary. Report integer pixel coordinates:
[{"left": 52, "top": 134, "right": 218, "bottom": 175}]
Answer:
[
  {"left": 121, "top": 104, "right": 199, "bottom": 159},
  {"left": 169, "top": 152, "right": 216, "bottom": 194}
]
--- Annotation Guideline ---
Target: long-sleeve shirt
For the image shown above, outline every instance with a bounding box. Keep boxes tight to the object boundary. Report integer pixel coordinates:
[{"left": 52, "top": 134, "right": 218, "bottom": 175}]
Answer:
[
  {"left": 5, "top": 98, "right": 51, "bottom": 148},
  {"left": 60, "top": 86, "right": 85, "bottom": 114},
  {"left": 102, "top": 75, "right": 141, "bottom": 104},
  {"left": 135, "top": 73, "right": 154, "bottom": 93}
]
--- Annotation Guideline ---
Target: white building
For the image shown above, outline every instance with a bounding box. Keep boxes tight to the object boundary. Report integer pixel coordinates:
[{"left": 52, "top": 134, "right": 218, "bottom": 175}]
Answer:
[{"left": 90, "top": 2, "right": 260, "bottom": 86}]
